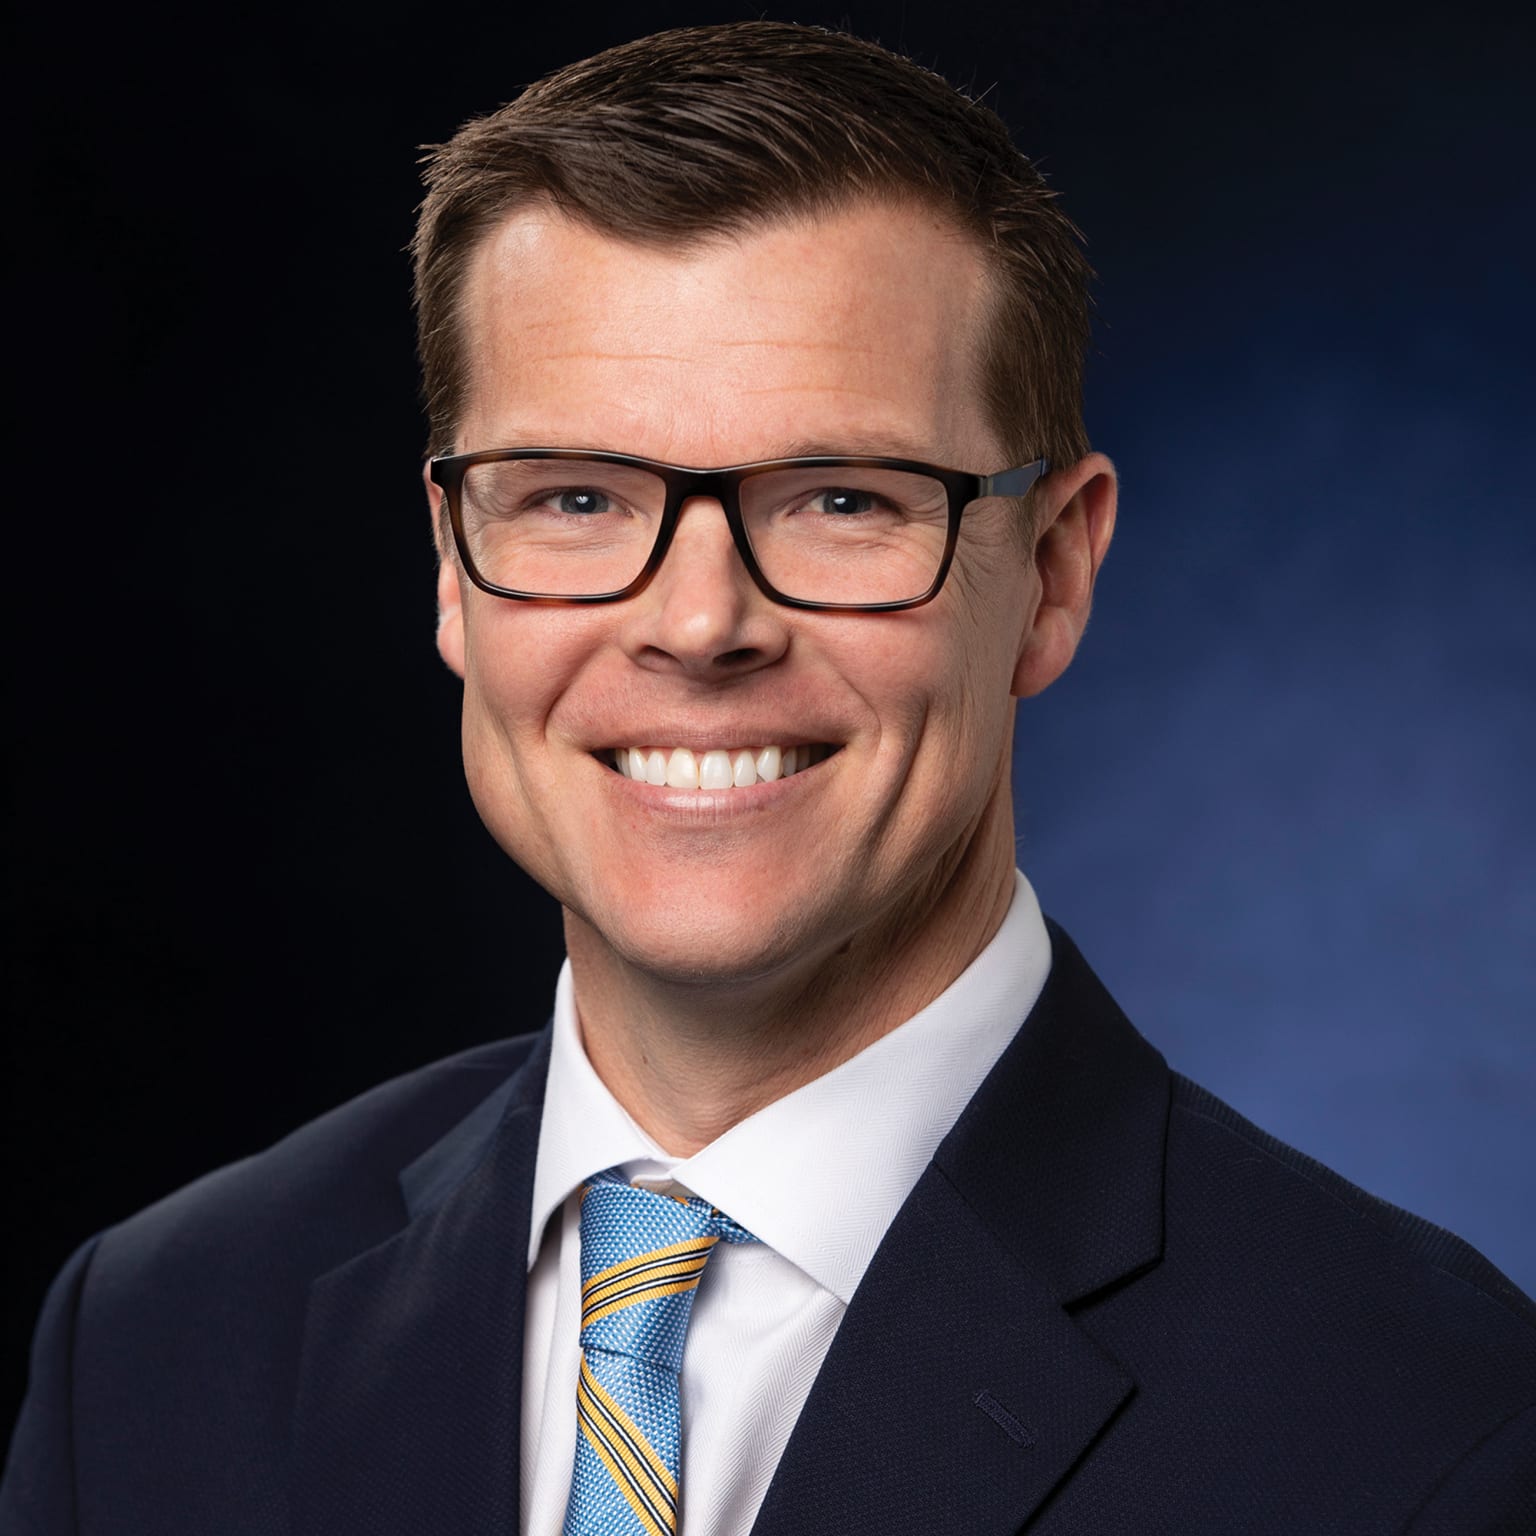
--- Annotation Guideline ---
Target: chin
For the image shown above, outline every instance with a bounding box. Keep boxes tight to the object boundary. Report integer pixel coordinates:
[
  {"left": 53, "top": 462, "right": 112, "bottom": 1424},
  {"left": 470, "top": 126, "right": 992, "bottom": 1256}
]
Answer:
[{"left": 577, "top": 894, "right": 830, "bottom": 993}]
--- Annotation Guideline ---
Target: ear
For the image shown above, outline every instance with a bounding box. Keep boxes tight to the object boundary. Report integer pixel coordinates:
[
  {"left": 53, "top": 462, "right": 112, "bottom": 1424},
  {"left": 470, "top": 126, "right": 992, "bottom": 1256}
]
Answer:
[
  {"left": 425, "top": 461, "right": 466, "bottom": 678},
  {"left": 1011, "top": 451, "right": 1117, "bottom": 699}
]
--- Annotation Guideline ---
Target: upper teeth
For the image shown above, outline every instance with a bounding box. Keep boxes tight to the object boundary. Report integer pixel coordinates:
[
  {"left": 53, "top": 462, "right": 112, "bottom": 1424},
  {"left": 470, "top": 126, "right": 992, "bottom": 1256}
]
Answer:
[{"left": 612, "top": 744, "right": 827, "bottom": 788}]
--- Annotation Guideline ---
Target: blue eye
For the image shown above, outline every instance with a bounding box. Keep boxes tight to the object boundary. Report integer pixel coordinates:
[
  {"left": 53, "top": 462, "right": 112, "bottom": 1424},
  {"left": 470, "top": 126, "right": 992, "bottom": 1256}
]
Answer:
[
  {"left": 556, "top": 489, "right": 612, "bottom": 515},
  {"left": 816, "top": 488, "right": 878, "bottom": 515}
]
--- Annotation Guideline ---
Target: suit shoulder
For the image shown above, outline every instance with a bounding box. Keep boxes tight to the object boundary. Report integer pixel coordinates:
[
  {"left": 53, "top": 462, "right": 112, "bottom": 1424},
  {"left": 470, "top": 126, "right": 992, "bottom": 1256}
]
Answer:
[
  {"left": 9, "top": 1035, "right": 545, "bottom": 1519},
  {"left": 89, "top": 1032, "right": 545, "bottom": 1293},
  {"left": 1066, "top": 1073, "right": 1536, "bottom": 1526},
  {"left": 1166, "top": 1071, "right": 1536, "bottom": 1337}
]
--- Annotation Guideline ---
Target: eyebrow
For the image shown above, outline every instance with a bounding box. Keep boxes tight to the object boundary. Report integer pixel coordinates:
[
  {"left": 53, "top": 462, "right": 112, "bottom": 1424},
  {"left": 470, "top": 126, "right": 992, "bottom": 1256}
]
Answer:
[
  {"left": 767, "top": 435, "right": 943, "bottom": 462},
  {"left": 462, "top": 432, "right": 946, "bottom": 465}
]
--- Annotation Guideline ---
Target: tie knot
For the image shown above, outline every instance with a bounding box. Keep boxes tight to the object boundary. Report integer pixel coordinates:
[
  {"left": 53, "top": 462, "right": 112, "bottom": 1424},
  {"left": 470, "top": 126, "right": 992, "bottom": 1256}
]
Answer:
[{"left": 577, "top": 1171, "right": 755, "bottom": 1373}]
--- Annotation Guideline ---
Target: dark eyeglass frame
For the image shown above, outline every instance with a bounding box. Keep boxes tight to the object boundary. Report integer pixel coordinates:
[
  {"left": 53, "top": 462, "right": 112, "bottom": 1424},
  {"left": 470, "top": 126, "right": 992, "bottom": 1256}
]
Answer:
[{"left": 428, "top": 447, "right": 1051, "bottom": 613}]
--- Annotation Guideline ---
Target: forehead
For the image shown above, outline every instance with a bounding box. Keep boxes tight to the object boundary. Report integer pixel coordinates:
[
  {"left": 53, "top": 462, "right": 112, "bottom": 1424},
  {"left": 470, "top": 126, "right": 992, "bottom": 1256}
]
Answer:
[{"left": 458, "top": 199, "right": 1000, "bottom": 466}]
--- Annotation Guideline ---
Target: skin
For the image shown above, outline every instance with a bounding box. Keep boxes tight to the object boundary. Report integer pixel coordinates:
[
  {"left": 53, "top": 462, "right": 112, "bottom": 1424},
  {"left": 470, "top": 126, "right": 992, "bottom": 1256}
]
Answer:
[{"left": 429, "top": 199, "right": 1116, "bottom": 1154}]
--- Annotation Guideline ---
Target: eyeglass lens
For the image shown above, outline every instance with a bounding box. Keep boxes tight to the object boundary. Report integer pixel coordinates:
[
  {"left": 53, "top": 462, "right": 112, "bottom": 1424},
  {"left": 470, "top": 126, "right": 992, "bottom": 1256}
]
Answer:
[{"left": 456, "top": 458, "right": 953, "bottom": 604}]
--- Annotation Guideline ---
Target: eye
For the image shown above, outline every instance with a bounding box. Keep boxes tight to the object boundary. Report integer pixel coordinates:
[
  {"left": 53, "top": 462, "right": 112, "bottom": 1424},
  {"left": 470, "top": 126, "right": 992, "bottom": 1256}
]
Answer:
[
  {"left": 809, "top": 487, "right": 882, "bottom": 516},
  {"left": 551, "top": 488, "right": 613, "bottom": 516}
]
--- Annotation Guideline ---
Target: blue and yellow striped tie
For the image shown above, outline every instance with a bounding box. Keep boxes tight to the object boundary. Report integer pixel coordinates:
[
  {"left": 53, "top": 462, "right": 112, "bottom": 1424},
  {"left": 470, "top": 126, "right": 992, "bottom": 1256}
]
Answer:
[{"left": 562, "top": 1169, "right": 756, "bottom": 1536}]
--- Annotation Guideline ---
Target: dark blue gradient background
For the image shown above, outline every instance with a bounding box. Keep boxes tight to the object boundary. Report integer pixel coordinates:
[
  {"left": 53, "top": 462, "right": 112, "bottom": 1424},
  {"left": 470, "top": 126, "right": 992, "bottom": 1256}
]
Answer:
[
  {"left": 1009, "top": 8, "right": 1535, "bottom": 1292},
  {"left": 7, "top": 0, "right": 1533, "bottom": 1421}
]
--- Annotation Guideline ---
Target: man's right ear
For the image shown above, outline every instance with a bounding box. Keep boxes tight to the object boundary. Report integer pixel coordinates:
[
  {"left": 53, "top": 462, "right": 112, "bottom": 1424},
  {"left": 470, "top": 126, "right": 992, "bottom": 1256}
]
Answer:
[{"left": 424, "top": 462, "right": 467, "bottom": 678}]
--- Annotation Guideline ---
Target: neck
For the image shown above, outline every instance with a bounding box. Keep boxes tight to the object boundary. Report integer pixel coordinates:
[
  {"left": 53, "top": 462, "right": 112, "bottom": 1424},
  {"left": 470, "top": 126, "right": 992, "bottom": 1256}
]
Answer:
[{"left": 564, "top": 796, "right": 1019, "bottom": 1156}]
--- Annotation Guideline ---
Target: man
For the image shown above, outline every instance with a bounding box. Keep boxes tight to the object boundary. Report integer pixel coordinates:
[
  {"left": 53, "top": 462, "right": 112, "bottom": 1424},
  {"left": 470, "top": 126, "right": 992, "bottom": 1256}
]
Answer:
[{"left": 4, "top": 21, "right": 1533, "bottom": 1534}]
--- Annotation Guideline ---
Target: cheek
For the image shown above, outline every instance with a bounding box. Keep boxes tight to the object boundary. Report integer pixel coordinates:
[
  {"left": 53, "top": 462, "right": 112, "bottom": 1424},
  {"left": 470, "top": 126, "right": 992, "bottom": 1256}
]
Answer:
[
  {"left": 845, "top": 606, "right": 1013, "bottom": 827},
  {"left": 843, "top": 556, "right": 1023, "bottom": 755},
  {"left": 460, "top": 603, "right": 591, "bottom": 740},
  {"left": 949, "top": 533, "right": 1036, "bottom": 687},
  {"left": 459, "top": 655, "right": 537, "bottom": 810},
  {"left": 934, "top": 547, "right": 1028, "bottom": 693},
  {"left": 455, "top": 606, "right": 591, "bottom": 833},
  {"left": 457, "top": 664, "right": 539, "bottom": 866},
  {"left": 899, "top": 565, "right": 1029, "bottom": 806}
]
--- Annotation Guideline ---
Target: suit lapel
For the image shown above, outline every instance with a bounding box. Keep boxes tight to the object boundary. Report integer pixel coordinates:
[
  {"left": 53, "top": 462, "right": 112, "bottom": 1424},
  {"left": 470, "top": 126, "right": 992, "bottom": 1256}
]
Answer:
[
  {"left": 748, "top": 1165, "right": 1135, "bottom": 1536},
  {"left": 290, "top": 1029, "right": 550, "bottom": 1535},
  {"left": 753, "top": 923, "right": 1170, "bottom": 1536}
]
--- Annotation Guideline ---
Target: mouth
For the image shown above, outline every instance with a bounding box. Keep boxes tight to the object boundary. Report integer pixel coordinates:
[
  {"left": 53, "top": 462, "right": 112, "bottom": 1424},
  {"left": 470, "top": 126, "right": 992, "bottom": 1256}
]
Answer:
[{"left": 599, "top": 743, "right": 838, "bottom": 789}]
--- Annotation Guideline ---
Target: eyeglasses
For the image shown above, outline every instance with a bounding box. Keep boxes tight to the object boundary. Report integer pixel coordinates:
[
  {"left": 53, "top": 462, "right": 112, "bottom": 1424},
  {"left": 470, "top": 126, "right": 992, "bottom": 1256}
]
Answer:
[{"left": 428, "top": 448, "right": 1050, "bottom": 613}]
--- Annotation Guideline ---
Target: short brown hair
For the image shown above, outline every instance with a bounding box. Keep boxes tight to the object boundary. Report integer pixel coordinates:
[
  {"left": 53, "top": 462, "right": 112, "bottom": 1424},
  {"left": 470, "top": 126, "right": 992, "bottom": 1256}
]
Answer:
[{"left": 413, "top": 22, "right": 1092, "bottom": 483}]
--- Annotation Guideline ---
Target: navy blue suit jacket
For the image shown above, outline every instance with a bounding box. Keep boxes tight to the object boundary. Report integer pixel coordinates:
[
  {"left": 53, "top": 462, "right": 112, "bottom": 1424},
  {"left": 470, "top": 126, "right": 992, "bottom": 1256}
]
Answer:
[{"left": 5, "top": 924, "right": 1535, "bottom": 1533}]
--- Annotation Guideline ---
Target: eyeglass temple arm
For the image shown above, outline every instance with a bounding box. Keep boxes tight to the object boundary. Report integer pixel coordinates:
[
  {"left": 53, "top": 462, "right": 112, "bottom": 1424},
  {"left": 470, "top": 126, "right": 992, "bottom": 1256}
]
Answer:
[{"left": 980, "top": 458, "right": 1050, "bottom": 497}]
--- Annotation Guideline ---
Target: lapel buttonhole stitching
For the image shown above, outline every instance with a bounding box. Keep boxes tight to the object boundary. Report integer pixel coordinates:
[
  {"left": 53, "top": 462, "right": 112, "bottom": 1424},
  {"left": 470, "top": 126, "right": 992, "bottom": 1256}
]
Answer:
[{"left": 974, "top": 1389, "right": 1035, "bottom": 1448}]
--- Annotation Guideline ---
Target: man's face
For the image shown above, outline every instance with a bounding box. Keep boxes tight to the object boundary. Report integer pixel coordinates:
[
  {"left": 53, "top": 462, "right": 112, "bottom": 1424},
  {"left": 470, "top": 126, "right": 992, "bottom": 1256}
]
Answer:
[{"left": 434, "top": 200, "right": 1050, "bottom": 989}]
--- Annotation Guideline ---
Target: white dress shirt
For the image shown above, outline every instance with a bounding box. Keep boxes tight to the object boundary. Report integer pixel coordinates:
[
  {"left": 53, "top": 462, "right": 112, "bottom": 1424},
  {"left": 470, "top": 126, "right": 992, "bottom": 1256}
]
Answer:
[{"left": 520, "top": 870, "right": 1052, "bottom": 1535}]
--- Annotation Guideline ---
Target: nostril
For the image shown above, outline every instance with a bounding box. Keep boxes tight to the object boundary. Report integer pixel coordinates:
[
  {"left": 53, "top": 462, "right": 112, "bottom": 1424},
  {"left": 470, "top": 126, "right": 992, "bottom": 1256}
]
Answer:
[{"left": 716, "top": 646, "right": 764, "bottom": 669}]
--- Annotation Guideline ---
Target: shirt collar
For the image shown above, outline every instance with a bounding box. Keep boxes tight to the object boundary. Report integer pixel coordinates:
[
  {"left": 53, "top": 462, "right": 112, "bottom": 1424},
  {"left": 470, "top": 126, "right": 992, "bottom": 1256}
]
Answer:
[
  {"left": 526, "top": 960, "right": 664, "bottom": 1269},
  {"left": 527, "top": 870, "right": 1051, "bottom": 1304}
]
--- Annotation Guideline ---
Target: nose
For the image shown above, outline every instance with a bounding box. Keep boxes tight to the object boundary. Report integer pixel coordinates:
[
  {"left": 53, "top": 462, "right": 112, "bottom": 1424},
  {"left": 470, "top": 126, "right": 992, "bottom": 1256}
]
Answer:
[{"left": 617, "top": 495, "right": 790, "bottom": 680}]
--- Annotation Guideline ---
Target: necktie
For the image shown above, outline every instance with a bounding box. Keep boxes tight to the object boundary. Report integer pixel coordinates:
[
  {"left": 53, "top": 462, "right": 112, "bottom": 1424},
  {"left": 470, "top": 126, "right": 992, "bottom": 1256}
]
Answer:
[{"left": 562, "top": 1169, "right": 756, "bottom": 1536}]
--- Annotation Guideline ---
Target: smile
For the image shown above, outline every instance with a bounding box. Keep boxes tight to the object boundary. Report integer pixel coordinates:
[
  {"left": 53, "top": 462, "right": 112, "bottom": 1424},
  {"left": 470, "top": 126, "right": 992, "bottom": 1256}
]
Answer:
[{"left": 605, "top": 744, "right": 835, "bottom": 789}]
